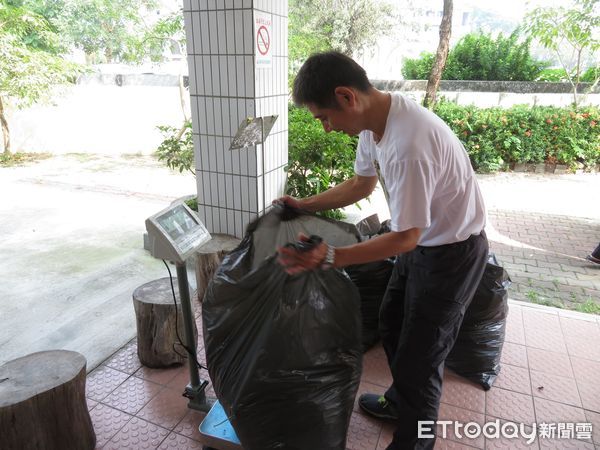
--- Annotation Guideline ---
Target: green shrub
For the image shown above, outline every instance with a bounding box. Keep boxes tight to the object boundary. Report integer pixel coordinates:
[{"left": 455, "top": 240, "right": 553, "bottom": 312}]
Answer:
[
  {"left": 402, "top": 31, "right": 548, "bottom": 81},
  {"left": 287, "top": 106, "right": 358, "bottom": 219},
  {"left": 537, "top": 68, "right": 570, "bottom": 82},
  {"left": 154, "top": 121, "right": 194, "bottom": 175},
  {"left": 433, "top": 102, "right": 600, "bottom": 170},
  {"left": 581, "top": 66, "right": 600, "bottom": 83},
  {"left": 401, "top": 52, "right": 436, "bottom": 80},
  {"left": 537, "top": 67, "right": 599, "bottom": 83}
]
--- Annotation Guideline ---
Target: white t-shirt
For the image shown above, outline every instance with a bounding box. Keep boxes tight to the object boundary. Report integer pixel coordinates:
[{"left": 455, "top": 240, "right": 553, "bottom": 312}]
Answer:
[{"left": 354, "top": 93, "right": 486, "bottom": 246}]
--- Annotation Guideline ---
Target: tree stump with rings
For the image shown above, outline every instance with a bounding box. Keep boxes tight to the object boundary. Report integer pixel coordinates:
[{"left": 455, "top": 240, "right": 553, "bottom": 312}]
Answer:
[
  {"left": 0, "top": 350, "right": 96, "bottom": 450},
  {"left": 133, "top": 277, "right": 197, "bottom": 368}
]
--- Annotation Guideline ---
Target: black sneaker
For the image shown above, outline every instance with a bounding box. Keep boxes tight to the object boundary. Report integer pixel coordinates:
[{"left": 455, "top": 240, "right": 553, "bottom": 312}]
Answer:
[
  {"left": 358, "top": 393, "right": 399, "bottom": 420},
  {"left": 586, "top": 254, "right": 600, "bottom": 264}
]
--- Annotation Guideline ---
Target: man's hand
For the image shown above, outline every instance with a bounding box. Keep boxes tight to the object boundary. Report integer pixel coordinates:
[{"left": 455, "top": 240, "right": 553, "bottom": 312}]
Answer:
[
  {"left": 277, "top": 233, "right": 329, "bottom": 275},
  {"left": 273, "top": 195, "right": 304, "bottom": 210}
]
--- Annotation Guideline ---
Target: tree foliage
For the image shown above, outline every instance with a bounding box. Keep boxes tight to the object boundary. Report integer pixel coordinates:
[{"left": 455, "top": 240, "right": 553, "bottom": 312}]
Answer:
[
  {"left": 0, "top": 1, "right": 81, "bottom": 154},
  {"left": 403, "top": 31, "right": 549, "bottom": 81},
  {"left": 523, "top": 0, "right": 600, "bottom": 107},
  {"left": 55, "top": 0, "right": 158, "bottom": 63},
  {"left": 289, "top": 0, "right": 395, "bottom": 81},
  {"left": 287, "top": 106, "right": 358, "bottom": 219}
]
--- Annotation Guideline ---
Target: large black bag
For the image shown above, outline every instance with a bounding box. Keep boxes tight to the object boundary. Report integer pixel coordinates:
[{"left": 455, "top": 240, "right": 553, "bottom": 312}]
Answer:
[
  {"left": 203, "top": 206, "right": 363, "bottom": 450},
  {"left": 346, "top": 259, "right": 394, "bottom": 351},
  {"left": 445, "top": 253, "right": 511, "bottom": 390},
  {"left": 346, "top": 216, "right": 394, "bottom": 351}
]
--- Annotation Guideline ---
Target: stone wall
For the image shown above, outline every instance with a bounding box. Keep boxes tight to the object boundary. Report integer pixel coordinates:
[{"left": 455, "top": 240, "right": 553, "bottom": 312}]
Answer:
[
  {"left": 373, "top": 80, "right": 600, "bottom": 108},
  {"left": 9, "top": 76, "right": 599, "bottom": 155}
]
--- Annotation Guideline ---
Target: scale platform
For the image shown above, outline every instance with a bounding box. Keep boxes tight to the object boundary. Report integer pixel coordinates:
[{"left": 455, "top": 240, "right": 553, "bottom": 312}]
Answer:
[{"left": 199, "top": 400, "right": 243, "bottom": 450}]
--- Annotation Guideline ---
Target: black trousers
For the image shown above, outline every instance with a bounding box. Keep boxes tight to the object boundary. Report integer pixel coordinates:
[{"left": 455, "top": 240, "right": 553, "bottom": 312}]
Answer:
[{"left": 380, "top": 231, "right": 489, "bottom": 450}]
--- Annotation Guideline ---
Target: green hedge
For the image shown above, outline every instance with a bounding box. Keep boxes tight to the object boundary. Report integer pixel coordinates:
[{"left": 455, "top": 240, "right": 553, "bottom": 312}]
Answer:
[
  {"left": 434, "top": 102, "right": 600, "bottom": 171},
  {"left": 287, "top": 103, "right": 600, "bottom": 194},
  {"left": 287, "top": 106, "right": 358, "bottom": 218}
]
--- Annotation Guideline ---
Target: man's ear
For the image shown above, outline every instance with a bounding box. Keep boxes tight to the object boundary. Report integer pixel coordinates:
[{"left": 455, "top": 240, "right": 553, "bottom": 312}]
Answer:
[{"left": 334, "top": 86, "right": 357, "bottom": 108}]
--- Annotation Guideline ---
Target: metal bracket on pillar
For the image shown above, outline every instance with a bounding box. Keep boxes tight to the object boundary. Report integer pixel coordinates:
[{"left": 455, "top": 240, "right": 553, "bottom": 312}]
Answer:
[
  {"left": 229, "top": 115, "right": 278, "bottom": 216},
  {"left": 229, "top": 115, "right": 278, "bottom": 150}
]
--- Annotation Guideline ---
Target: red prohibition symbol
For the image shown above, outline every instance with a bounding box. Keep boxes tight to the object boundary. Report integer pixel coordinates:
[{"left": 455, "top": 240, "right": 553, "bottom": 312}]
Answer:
[{"left": 257, "top": 25, "right": 270, "bottom": 56}]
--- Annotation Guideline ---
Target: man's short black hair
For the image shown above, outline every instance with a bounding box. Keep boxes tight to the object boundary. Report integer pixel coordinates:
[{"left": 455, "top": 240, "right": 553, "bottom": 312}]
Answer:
[{"left": 292, "top": 51, "right": 372, "bottom": 109}]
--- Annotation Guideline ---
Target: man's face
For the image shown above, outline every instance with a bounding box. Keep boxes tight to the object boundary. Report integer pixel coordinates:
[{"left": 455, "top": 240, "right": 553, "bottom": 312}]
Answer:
[{"left": 306, "top": 100, "right": 360, "bottom": 136}]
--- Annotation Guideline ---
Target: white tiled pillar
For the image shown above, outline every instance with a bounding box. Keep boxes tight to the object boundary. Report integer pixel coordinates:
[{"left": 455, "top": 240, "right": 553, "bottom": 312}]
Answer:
[{"left": 183, "top": 0, "right": 288, "bottom": 238}]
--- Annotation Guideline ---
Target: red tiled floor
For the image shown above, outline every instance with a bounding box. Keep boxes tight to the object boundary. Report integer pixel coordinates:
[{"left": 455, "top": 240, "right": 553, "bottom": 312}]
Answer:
[
  {"left": 504, "top": 307, "right": 526, "bottom": 345},
  {"left": 559, "top": 316, "right": 600, "bottom": 341},
  {"left": 529, "top": 370, "right": 582, "bottom": 408},
  {"left": 86, "top": 365, "right": 130, "bottom": 402},
  {"left": 437, "top": 403, "right": 486, "bottom": 448},
  {"left": 486, "top": 388, "right": 535, "bottom": 424},
  {"left": 584, "top": 409, "right": 600, "bottom": 446},
  {"left": 103, "top": 376, "right": 163, "bottom": 415},
  {"left": 173, "top": 410, "right": 207, "bottom": 442},
  {"left": 89, "top": 403, "right": 134, "bottom": 447},
  {"left": 85, "top": 303, "right": 600, "bottom": 449},
  {"left": 564, "top": 335, "right": 600, "bottom": 362},
  {"left": 136, "top": 387, "right": 190, "bottom": 430},
  {"left": 104, "top": 340, "right": 142, "bottom": 375},
  {"left": 576, "top": 380, "right": 600, "bottom": 413},
  {"left": 532, "top": 397, "right": 587, "bottom": 424},
  {"left": 500, "top": 342, "right": 528, "bottom": 368},
  {"left": 537, "top": 438, "right": 594, "bottom": 449},
  {"left": 157, "top": 432, "right": 204, "bottom": 449},
  {"left": 346, "top": 412, "right": 383, "bottom": 450},
  {"left": 493, "top": 363, "right": 531, "bottom": 395},
  {"left": 526, "top": 348, "right": 573, "bottom": 378},
  {"left": 569, "top": 356, "right": 600, "bottom": 385},
  {"left": 374, "top": 422, "right": 392, "bottom": 450},
  {"left": 134, "top": 365, "right": 183, "bottom": 386},
  {"left": 441, "top": 371, "right": 486, "bottom": 413},
  {"left": 102, "top": 417, "right": 170, "bottom": 450}
]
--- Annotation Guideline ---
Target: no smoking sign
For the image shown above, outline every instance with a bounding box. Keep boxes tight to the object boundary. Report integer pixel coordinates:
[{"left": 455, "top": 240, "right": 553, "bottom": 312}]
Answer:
[{"left": 254, "top": 11, "right": 272, "bottom": 68}]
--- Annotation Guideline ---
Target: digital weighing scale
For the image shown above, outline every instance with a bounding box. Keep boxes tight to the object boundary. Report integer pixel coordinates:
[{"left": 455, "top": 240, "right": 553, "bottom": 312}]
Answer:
[
  {"left": 145, "top": 202, "right": 243, "bottom": 449},
  {"left": 145, "top": 202, "right": 212, "bottom": 411}
]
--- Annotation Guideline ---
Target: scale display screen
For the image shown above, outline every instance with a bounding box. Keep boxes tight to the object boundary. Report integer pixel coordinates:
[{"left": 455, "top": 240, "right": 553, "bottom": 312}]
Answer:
[
  {"left": 157, "top": 205, "right": 198, "bottom": 241},
  {"left": 145, "top": 203, "right": 211, "bottom": 263}
]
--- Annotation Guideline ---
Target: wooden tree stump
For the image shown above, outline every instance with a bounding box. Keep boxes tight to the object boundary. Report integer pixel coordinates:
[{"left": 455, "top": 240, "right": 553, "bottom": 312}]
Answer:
[
  {"left": 195, "top": 233, "right": 240, "bottom": 303},
  {"left": 133, "top": 277, "right": 198, "bottom": 368},
  {"left": 0, "top": 350, "right": 95, "bottom": 450}
]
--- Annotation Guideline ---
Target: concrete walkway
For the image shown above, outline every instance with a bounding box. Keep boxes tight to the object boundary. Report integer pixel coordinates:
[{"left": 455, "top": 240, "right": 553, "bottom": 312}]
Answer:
[
  {"left": 0, "top": 154, "right": 598, "bottom": 371},
  {"left": 0, "top": 154, "right": 196, "bottom": 368}
]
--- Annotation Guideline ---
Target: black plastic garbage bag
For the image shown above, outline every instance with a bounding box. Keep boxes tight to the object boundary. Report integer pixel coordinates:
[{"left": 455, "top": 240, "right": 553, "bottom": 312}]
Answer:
[
  {"left": 346, "top": 215, "right": 395, "bottom": 351},
  {"left": 203, "top": 206, "right": 363, "bottom": 450},
  {"left": 346, "top": 260, "right": 394, "bottom": 351},
  {"left": 445, "top": 253, "right": 511, "bottom": 390}
]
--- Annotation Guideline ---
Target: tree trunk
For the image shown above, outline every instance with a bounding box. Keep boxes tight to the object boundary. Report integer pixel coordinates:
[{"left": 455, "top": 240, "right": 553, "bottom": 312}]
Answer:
[
  {"left": 133, "top": 277, "right": 198, "bottom": 368},
  {"left": 0, "top": 350, "right": 96, "bottom": 450},
  {"left": 423, "top": 0, "right": 453, "bottom": 109},
  {"left": 194, "top": 233, "right": 241, "bottom": 303},
  {"left": 179, "top": 74, "right": 190, "bottom": 122},
  {"left": 0, "top": 96, "right": 11, "bottom": 155}
]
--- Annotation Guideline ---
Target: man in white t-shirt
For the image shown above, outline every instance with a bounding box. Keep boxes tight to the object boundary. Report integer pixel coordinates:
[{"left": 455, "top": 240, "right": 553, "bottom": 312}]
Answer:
[{"left": 277, "top": 52, "right": 489, "bottom": 450}]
